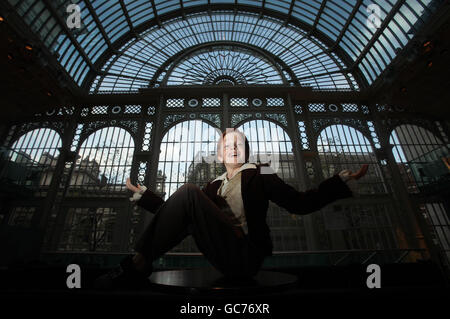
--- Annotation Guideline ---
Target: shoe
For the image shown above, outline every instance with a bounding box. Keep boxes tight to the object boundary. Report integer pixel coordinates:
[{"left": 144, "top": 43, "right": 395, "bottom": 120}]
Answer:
[{"left": 94, "top": 255, "right": 152, "bottom": 290}]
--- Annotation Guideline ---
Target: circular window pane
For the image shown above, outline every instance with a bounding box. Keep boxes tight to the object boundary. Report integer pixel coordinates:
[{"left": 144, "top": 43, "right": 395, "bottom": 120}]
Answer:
[
  {"left": 252, "top": 98, "right": 263, "bottom": 107},
  {"left": 188, "top": 99, "right": 199, "bottom": 107}
]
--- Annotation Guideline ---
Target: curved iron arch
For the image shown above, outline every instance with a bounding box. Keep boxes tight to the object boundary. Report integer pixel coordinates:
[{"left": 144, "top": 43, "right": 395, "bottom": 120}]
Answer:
[
  {"left": 386, "top": 120, "right": 446, "bottom": 145},
  {"left": 78, "top": 124, "right": 137, "bottom": 148},
  {"left": 311, "top": 122, "right": 376, "bottom": 152},
  {"left": 234, "top": 117, "right": 295, "bottom": 140},
  {"left": 160, "top": 118, "right": 222, "bottom": 140}
]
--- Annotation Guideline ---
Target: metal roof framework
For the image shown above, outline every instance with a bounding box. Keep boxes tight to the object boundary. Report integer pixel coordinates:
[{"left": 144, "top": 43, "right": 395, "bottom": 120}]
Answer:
[{"left": 5, "top": 0, "right": 438, "bottom": 92}]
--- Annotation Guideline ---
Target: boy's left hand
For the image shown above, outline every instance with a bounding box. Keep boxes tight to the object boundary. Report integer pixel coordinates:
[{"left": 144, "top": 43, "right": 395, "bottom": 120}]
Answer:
[{"left": 349, "top": 164, "right": 369, "bottom": 180}]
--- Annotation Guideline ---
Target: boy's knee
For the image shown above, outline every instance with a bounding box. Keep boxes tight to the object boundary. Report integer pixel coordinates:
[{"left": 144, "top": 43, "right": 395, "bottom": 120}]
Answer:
[
  {"left": 179, "top": 183, "right": 201, "bottom": 193},
  {"left": 176, "top": 183, "right": 202, "bottom": 199}
]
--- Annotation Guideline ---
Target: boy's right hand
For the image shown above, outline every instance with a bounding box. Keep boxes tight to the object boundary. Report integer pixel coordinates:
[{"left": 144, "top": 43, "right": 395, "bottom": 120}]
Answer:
[{"left": 126, "top": 178, "right": 144, "bottom": 193}]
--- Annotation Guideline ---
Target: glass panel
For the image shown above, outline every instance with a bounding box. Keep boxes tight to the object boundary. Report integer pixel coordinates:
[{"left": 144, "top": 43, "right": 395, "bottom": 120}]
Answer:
[
  {"left": 69, "top": 126, "right": 135, "bottom": 196},
  {"left": 390, "top": 125, "right": 447, "bottom": 194},
  {"left": 317, "top": 124, "right": 386, "bottom": 194},
  {"left": 8, "top": 128, "right": 62, "bottom": 194}
]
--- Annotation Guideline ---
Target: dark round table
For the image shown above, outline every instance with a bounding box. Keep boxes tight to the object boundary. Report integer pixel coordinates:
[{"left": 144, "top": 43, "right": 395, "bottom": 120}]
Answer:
[{"left": 148, "top": 267, "right": 298, "bottom": 295}]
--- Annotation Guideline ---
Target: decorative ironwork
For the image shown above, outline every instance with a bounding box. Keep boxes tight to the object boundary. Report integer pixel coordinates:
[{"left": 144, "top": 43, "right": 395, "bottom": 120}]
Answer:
[
  {"left": 48, "top": 107, "right": 75, "bottom": 116},
  {"left": 167, "top": 46, "right": 283, "bottom": 86},
  {"left": 19, "top": 121, "right": 65, "bottom": 136},
  {"left": 342, "top": 104, "right": 359, "bottom": 112},
  {"left": 118, "top": 120, "right": 139, "bottom": 135},
  {"left": 367, "top": 121, "right": 381, "bottom": 149},
  {"left": 202, "top": 98, "right": 221, "bottom": 108},
  {"left": 71, "top": 124, "right": 84, "bottom": 152},
  {"left": 328, "top": 104, "right": 339, "bottom": 112},
  {"left": 230, "top": 98, "right": 249, "bottom": 107},
  {"left": 265, "top": 114, "right": 288, "bottom": 128},
  {"left": 137, "top": 161, "right": 147, "bottom": 184},
  {"left": 361, "top": 105, "right": 370, "bottom": 114},
  {"left": 298, "top": 121, "right": 310, "bottom": 150},
  {"left": 312, "top": 118, "right": 334, "bottom": 133},
  {"left": 252, "top": 98, "right": 263, "bottom": 107},
  {"left": 147, "top": 106, "right": 156, "bottom": 116},
  {"left": 82, "top": 121, "right": 109, "bottom": 139},
  {"left": 163, "top": 114, "right": 186, "bottom": 129},
  {"left": 308, "top": 103, "right": 326, "bottom": 112},
  {"left": 199, "top": 114, "right": 221, "bottom": 128},
  {"left": 166, "top": 99, "right": 184, "bottom": 108},
  {"left": 81, "top": 108, "right": 90, "bottom": 117},
  {"left": 188, "top": 99, "right": 199, "bottom": 108},
  {"left": 91, "top": 106, "right": 109, "bottom": 115},
  {"left": 141, "top": 122, "right": 153, "bottom": 152},
  {"left": 124, "top": 105, "right": 142, "bottom": 114},
  {"left": 110, "top": 106, "right": 122, "bottom": 114},
  {"left": 340, "top": 118, "right": 368, "bottom": 135},
  {"left": 266, "top": 98, "right": 285, "bottom": 107},
  {"left": 231, "top": 114, "right": 253, "bottom": 127}
]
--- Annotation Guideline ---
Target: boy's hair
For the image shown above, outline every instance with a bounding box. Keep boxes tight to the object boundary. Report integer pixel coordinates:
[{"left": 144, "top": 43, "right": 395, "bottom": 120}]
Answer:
[{"left": 217, "top": 128, "right": 250, "bottom": 163}]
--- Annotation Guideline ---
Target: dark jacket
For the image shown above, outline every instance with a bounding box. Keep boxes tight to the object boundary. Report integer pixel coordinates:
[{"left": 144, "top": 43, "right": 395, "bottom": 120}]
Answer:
[{"left": 136, "top": 164, "right": 353, "bottom": 256}]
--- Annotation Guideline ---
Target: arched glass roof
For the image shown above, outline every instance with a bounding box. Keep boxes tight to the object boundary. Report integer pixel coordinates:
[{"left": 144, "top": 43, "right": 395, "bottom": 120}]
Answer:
[
  {"left": 6, "top": 0, "right": 438, "bottom": 91},
  {"left": 90, "top": 11, "right": 359, "bottom": 92}
]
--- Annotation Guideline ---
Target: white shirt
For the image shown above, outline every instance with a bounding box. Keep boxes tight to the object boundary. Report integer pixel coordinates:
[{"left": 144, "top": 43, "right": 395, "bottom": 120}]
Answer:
[{"left": 212, "top": 163, "right": 257, "bottom": 234}]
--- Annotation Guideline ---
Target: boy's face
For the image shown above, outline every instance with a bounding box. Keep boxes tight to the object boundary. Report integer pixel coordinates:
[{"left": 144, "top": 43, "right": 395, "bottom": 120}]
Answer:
[{"left": 219, "top": 132, "right": 246, "bottom": 167}]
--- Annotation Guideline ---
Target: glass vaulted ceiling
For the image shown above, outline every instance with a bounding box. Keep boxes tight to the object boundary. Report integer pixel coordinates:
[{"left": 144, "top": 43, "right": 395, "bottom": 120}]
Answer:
[{"left": 7, "top": 0, "right": 439, "bottom": 92}]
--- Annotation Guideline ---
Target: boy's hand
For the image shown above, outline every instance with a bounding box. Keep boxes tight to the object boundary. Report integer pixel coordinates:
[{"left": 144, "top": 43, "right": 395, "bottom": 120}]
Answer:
[
  {"left": 349, "top": 164, "right": 369, "bottom": 180},
  {"left": 126, "top": 178, "right": 143, "bottom": 193}
]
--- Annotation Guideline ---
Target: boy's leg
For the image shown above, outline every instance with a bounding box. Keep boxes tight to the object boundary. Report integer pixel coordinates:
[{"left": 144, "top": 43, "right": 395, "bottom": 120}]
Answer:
[{"left": 134, "top": 183, "right": 264, "bottom": 278}]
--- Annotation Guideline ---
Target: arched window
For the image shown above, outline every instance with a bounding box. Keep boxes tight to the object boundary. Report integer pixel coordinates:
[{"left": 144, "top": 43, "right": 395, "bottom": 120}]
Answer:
[
  {"left": 157, "top": 120, "right": 221, "bottom": 252},
  {"left": 158, "top": 120, "right": 222, "bottom": 200},
  {"left": 390, "top": 124, "right": 450, "bottom": 265},
  {"left": 237, "top": 120, "right": 307, "bottom": 251},
  {"left": 390, "top": 124, "right": 447, "bottom": 193},
  {"left": 316, "top": 125, "right": 397, "bottom": 251},
  {"left": 70, "top": 127, "right": 135, "bottom": 195},
  {"left": 9, "top": 128, "right": 62, "bottom": 190},
  {"left": 317, "top": 124, "right": 386, "bottom": 194},
  {"left": 237, "top": 119, "right": 295, "bottom": 181},
  {"left": 57, "top": 126, "right": 135, "bottom": 251}
]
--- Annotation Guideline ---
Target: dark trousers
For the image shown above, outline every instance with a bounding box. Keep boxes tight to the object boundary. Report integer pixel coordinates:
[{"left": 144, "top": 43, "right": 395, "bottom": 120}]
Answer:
[{"left": 134, "top": 183, "right": 265, "bottom": 278}]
